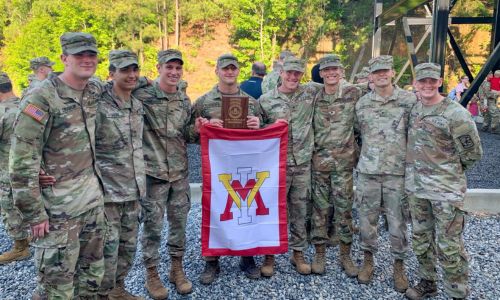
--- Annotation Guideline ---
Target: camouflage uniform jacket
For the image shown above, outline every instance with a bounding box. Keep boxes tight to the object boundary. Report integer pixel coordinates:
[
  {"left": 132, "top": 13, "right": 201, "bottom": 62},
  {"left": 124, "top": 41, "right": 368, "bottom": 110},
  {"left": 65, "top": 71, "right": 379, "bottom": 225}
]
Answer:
[
  {"left": 0, "top": 97, "right": 20, "bottom": 188},
  {"left": 96, "top": 84, "right": 146, "bottom": 203},
  {"left": 134, "top": 82, "right": 194, "bottom": 182},
  {"left": 353, "top": 82, "right": 372, "bottom": 97},
  {"left": 191, "top": 84, "right": 261, "bottom": 125},
  {"left": 477, "top": 81, "right": 497, "bottom": 104},
  {"left": 355, "top": 86, "right": 417, "bottom": 175},
  {"left": 261, "top": 70, "right": 281, "bottom": 95},
  {"left": 405, "top": 97, "right": 483, "bottom": 203},
  {"left": 9, "top": 75, "right": 103, "bottom": 224},
  {"left": 259, "top": 83, "right": 321, "bottom": 166},
  {"left": 312, "top": 82, "right": 361, "bottom": 172},
  {"left": 22, "top": 77, "right": 44, "bottom": 98}
]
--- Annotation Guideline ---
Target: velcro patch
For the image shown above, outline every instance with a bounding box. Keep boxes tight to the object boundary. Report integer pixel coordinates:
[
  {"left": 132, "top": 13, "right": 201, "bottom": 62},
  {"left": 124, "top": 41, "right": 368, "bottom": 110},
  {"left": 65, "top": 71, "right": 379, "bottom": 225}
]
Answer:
[
  {"left": 458, "top": 135, "right": 474, "bottom": 149},
  {"left": 23, "top": 103, "right": 46, "bottom": 123}
]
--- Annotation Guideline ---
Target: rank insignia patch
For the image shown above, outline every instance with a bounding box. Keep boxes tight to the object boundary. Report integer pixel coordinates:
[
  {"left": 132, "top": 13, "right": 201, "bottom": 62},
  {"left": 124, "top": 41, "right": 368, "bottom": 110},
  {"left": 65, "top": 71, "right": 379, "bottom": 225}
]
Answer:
[
  {"left": 23, "top": 103, "right": 46, "bottom": 123},
  {"left": 458, "top": 134, "right": 474, "bottom": 149}
]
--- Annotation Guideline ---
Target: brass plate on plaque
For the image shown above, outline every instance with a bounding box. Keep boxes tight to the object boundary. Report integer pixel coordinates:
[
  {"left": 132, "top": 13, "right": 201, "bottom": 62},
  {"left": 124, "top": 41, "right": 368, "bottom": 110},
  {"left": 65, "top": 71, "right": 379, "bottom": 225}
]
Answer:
[{"left": 221, "top": 96, "right": 249, "bottom": 129}]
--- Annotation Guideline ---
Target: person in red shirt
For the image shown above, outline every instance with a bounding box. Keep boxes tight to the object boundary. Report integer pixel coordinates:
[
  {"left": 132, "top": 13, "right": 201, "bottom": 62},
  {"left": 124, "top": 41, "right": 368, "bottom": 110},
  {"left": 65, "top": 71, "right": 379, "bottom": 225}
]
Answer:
[{"left": 489, "top": 70, "right": 500, "bottom": 91}]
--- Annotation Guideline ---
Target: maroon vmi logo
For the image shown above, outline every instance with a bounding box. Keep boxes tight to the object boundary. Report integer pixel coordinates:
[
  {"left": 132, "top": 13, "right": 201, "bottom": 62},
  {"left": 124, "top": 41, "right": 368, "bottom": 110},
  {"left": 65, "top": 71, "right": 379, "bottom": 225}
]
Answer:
[{"left": 218, "top": 167, "right": 270, "bottom": 225}]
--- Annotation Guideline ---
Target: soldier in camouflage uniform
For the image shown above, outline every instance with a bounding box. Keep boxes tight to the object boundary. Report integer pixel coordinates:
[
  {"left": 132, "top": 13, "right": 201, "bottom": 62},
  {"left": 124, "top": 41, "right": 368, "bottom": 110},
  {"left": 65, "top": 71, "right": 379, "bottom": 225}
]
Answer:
[
  {"left": 133, "top": 49, "right": 195, "bottom": 298},
  {"left": 23, "top": 57, "right": 55, "bottom": 97},
  {"left": 191, "top": 53, "right": 262, "bottom": 284},
  {"left": 405, "top": 63, "right": 483, "bottom": 300},
  {"left": 96, "top": 50, "right": 146, "bottom": 300},
  {"left": 261, "top": 50, "right": 294, "bottom": 94},
  {"left": 0, "top": 72, "right": 31, "bottom": 265},
  {"left": 353, "top": 67, "right": 373, "bottom": 96},
  {"left": 9, "top": 32, "right": 105, "bottom": 299},
  {"left": 354, "top": 55, "right": 415, "bottom": 292},
  {"left": 478, "top": 72, "right": 499, "bottom": 132},
  {"left": 310, "top": 55, "right": 360, "bottom": 276},
  {"left": 258, "top": 57, "right": 321, "bottom": 277}
]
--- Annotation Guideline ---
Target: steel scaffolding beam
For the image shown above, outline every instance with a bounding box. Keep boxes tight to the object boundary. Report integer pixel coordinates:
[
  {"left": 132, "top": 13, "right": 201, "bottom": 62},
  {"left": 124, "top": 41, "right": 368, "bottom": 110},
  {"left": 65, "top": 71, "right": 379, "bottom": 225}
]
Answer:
[{"left": 430, "top": 0, "right": 450, "bottom": 81}]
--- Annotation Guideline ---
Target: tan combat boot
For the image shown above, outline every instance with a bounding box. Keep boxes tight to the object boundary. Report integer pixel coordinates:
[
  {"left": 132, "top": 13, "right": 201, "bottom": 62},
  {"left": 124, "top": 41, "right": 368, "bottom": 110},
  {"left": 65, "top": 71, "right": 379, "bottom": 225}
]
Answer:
[
  {"left": 290, "top": 250, "right": 311, "bottom": 275},
  {"left": 311, "top": 244, "right": 326, "bottom": 274},
  {"left": 260, "top": 255, "right": 275, "bottom": 277},
  {"left": 0, "top": 238, "right": 30, "bottom": 265},
  {"left": 393, "top": 259, "right": 409, "bottom": 293},
  {"left": 339, "top": 242, "right": 358, "bottom": 278},
  {"left": 169, "top": 256, "right": 192, "bottom": 295},
  {"left": 145, "top": 266, "right": 168, "bottom": 300},
  {"left": 108, "top": 281, "right": 145, "bottom": 300},
  {"left": 357, "top": 250, "right": 374, "bottom": 284}
]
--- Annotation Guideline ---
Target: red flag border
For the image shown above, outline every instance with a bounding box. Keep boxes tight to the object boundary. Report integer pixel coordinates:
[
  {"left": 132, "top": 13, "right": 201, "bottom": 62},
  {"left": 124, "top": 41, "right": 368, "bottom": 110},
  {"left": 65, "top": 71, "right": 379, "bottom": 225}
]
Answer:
[{"left": 200, "top": 122, "right": 289, "bottom": 256}]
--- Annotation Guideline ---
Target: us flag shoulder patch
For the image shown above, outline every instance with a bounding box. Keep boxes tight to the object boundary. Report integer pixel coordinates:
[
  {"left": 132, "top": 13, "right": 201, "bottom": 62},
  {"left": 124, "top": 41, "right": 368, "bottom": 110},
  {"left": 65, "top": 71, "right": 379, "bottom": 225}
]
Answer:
[{"left": 23, "top": 103, "right": 46, "bottom": 123}]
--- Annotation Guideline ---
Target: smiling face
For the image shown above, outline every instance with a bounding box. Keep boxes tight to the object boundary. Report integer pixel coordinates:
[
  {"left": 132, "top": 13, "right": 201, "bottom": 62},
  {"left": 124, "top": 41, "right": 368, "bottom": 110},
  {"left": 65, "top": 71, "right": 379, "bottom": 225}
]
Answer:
[
  {"left": 415, "top": 77, "right": 443, "bottom": 101},
  {"left": 320, "top": 66, "right": 343, "bottom": 86},
  {"left": 279, "top": 70, "right": 303, "bottom": 93},
  {"left": 111, "top": 64, "right": 140, "bottom": 92},
  {"left": 157, "top": 60, "right": 183, "bottom": 87},
  {"left": 215, "top": 64, "right": 239, "bottom": 86},
  {"left": 369, "top": 69, "right": 394, "bottom": 88},
  {"left": 61, "top": 51, "right": 98, "bottom": 81}
]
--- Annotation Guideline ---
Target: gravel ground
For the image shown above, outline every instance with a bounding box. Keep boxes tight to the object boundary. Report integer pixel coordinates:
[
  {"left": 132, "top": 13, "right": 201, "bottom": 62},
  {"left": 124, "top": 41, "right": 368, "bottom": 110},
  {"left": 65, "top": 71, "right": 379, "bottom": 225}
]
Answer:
[
  {"left": 1, "top": 130, "right": 499, "bottom": 299},
  {"left": 466, "top": 129, "right": 500, "bottom": 189}
]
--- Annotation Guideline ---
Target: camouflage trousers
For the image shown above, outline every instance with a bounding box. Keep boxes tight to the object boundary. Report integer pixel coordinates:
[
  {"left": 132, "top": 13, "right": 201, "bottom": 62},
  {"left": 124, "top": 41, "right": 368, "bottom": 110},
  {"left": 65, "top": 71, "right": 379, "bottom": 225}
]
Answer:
[
  {"left": 34, "top": 205, "right": 105, "bottom": 299},
  {"left": 311, "top": 169, "right": 354, "bottom": 245},
  {"left": 409, "top": 197, "right": 469, "bottom": 299},
  {"left": 481, "top": 108, "right": 491, "bottom": 131},
  {"left": 487, "top": 99, "right": 500, "bottom": 132},
  {"left": 357, "top": 173, "right": 409, "bottom": 259},
  {"left": 141, "top": 175, "right": 190, "bottom": 267},
  {"left": 0, "top": 186, "right": 30, "bottom": 240},
  {"left": 99, "top": 201, "right": 140, "bottom": 295},
  {"left": 287, "top": 162, "right": 311, "bottom": 251}
]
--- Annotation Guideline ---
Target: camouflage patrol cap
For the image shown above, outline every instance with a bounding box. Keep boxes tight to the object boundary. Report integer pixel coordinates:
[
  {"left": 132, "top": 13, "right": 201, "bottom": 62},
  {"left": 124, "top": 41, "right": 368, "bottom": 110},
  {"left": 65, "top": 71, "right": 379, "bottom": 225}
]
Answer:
[
  {"left": 30, "top": 57, "right": 55, "bottom": 70},
  {"left": 217, "top": 53, "right": 239, "bottom": 68},
  {"left": 279, "top": 50, "right": 294, "bottom": 60},
  {"left": 282, "top": 57, "right": 305, "bottom": 72},
  {"left": 0, "top": 72, "right": 11, "bottom": 85},
  {"left": 319, "top": 54, "right": 343, "bottom": 70},
  {"left": 369, "top": 55, "right": 393, "bottom": 72},
  {"left": 109, "top": 50, "right": 138, "bottom": 69},
  {"left": 355, "top": 67, "right": 370, "bottom": 80},
  {"left": 60, "top": 32, "right": 98, "bottom": 55},
  {"left": 157, "top": 49, "right": 183, "bottom": 64},
  {"left": 415, "top": 62, "right": 441, "bottom": 80}
]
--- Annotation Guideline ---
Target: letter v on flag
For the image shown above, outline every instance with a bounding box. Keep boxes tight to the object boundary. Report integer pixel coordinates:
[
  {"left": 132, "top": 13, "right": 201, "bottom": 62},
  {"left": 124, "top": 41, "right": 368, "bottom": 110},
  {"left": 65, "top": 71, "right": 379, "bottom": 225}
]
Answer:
[{"left": 200, "top": 122, "right": 288, "bottom": 256}]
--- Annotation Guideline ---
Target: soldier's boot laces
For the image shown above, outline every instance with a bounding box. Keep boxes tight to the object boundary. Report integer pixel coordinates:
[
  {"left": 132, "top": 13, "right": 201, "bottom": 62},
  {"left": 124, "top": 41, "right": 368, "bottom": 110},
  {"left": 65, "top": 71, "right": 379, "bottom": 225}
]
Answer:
[
  {"left": 109, "top": 281, "right": 145, "bottom": 300},
  {"left": 169, "top": 256, "right": 192, "bottom": 295},
  {"left": 0, "top": 238, "right": 30, "bottom": 265},
  {"left": 200, "top": 260, "right": 220, "bottom": 285},
  {"left": 145, "top": 266, "right": 168, "bottom": 300},
  {"left": 339, "top": 242, "right": 359, "bottom": 278},
  {"left": 405, "top": 279, "right": 438, "bottom": 300},
  {"left": 290, "top": 250, "right": 311, "bottom": 275},
  {"left": 394, "top": 259, "right": 409, "bottom": 293},
  {"left": 260, "top": 255, "right": 275, "bottom": 277},
  {"left": 311, "top": 244, "right": 326, "bottom": 275},
  {"left": 357, "top": 250, "right": 374, "bottom": 284}
]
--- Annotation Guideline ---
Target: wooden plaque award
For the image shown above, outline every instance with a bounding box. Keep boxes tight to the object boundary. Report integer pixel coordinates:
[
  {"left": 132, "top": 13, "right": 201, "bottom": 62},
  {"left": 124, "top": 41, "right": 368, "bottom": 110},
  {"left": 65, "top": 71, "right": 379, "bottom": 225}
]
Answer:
[{"left": 221, "top": 96, "right": 249, "bottom": 129}]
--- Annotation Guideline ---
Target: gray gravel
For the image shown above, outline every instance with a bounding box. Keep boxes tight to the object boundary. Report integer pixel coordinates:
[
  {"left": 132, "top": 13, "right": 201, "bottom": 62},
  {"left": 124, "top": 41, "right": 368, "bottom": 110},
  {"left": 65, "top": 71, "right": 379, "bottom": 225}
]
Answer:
[
  {"left": 1, "top": 132, "right": 500, "bottom": 299},
  {"left": 466, "top": 129, "right": 500, "bottom": 189}
]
